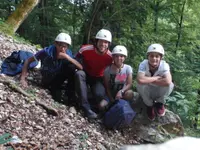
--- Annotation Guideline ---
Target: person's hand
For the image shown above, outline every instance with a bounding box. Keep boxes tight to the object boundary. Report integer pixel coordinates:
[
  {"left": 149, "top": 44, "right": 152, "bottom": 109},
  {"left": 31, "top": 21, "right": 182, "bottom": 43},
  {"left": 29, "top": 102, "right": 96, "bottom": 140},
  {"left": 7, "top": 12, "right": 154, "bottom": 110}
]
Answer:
[
  {"left": 20, "top": 79, "right": 28, "bottom": 87},
  {"left": 152, "top": 76, "right": 162, "bottom": 84},
  {"left": 155, "top": 76, "right": 162, "bottom": 80},
  {"left": 115, "top": 90, "right": 123, "bottom": 100},
  {"left": 57, "top": 52, "right": 69, "bottom": 60},
  {"left": 110, "top": 97, "right": 115, "bottom": 103}
]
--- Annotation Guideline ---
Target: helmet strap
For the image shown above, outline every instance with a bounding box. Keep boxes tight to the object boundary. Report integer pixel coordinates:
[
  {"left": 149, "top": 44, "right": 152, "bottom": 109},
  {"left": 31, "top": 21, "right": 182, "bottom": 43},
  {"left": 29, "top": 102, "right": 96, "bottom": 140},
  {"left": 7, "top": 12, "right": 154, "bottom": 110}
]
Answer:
[{"left": 113, "top": 63, "right": 124, "bottom": 73}]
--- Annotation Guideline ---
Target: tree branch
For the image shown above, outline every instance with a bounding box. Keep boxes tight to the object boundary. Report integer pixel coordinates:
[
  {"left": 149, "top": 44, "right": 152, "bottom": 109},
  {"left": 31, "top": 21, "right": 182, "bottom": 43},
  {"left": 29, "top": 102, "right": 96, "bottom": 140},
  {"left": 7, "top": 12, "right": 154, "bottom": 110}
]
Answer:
[{"left": 0, "top": 77, "right": 58, "bottom": 116}]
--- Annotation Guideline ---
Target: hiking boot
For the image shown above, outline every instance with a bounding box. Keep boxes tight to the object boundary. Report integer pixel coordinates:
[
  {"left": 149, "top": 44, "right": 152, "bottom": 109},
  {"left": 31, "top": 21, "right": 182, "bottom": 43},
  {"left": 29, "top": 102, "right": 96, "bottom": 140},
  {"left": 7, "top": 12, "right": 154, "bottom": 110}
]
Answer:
[
  {"left": 146, "top": 106, "right": 155, "bottom": 121},
  {"left": 84, "top": 109, "right": 98, "bottom": 119},
  {"left": 155, "top": 102, "right": 165, "bottom": 117}
]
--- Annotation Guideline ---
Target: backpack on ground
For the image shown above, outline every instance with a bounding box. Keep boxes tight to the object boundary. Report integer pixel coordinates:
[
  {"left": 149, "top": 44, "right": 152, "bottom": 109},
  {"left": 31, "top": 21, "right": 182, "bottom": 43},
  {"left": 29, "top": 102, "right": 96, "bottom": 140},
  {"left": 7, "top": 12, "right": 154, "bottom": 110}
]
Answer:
[
  {"left": 1, "top": 50, "right": 38, "bottom": 76},
  {"left": 103, "top": 99, "right": 136, "bottom": 129}
]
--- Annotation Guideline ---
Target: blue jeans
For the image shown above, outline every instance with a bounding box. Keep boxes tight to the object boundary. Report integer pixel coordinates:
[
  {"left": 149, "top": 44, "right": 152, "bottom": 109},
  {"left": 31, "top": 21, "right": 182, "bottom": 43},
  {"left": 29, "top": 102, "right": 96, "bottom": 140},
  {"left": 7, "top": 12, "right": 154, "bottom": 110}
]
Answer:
[{"left": 75, "top": 70, "right": 105, "bottom": 110}]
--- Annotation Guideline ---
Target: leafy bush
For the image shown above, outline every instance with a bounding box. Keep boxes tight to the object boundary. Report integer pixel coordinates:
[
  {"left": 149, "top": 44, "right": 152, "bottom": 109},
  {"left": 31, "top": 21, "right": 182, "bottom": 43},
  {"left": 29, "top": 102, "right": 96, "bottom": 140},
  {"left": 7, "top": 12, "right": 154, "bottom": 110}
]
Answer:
[{"left": 166, "top": 91, "right": 200, "bottom": 127}]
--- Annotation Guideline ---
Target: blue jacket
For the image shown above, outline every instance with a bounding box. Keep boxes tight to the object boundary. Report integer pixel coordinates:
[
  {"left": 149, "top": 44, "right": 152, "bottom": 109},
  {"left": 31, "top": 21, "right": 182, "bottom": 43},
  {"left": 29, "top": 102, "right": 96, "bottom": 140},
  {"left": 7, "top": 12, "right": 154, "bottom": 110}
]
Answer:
[{"left": 35, "top": 45, "right": 74, "bottom": 83}]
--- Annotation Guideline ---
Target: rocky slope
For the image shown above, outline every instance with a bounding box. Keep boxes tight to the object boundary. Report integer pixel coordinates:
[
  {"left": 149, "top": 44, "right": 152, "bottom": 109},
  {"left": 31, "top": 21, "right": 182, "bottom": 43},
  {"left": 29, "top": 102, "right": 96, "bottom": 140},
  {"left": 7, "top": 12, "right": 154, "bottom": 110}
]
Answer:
[{"left": 0, "top": 33, "right": 184, "bottom": 150}]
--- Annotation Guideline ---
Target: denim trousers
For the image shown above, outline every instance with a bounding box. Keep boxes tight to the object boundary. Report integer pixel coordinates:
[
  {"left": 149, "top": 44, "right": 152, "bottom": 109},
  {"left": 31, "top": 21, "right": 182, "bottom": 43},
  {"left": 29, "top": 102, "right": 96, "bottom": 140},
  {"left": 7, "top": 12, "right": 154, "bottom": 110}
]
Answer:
[{"left": 75, "top": 70, "right": 105, "bottom": 110}]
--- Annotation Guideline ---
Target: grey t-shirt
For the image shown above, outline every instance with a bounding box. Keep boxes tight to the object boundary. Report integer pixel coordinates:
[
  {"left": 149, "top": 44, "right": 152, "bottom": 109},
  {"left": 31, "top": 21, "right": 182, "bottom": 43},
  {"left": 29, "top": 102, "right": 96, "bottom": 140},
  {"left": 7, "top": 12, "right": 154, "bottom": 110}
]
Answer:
[
  {"left": 138, "top": 59, "right": 170, "bottom": 77},
  {"left": 104, "top": 64, "right": 133, "bottom": 97}
]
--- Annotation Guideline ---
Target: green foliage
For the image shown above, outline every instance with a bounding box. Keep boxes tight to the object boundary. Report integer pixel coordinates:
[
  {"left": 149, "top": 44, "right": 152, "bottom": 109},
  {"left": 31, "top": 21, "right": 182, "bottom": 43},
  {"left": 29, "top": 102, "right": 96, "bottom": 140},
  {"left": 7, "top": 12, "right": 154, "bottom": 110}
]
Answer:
[
  {"left": 185, "top": 128, "right": 200, "bottom": 137},
  {"left": 166, "top": 91, "right": 189, "bottom": 115},
  {"left": 166, "top": 91, "right": 200, "bottom": 127},
  {"left": 79, "top": 133, "right": 89, "bottom": 149},
  {"left": 0, "top": 18, "right": 14, "bottom": 35}
]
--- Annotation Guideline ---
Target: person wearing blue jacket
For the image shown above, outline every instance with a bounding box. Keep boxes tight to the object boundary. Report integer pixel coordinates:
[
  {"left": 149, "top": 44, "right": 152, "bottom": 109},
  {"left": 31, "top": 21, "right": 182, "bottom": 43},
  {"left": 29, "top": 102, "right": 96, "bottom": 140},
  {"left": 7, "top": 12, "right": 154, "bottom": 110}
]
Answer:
[{"left": 20, "top": 33, "right": 82, "bottom": 102}]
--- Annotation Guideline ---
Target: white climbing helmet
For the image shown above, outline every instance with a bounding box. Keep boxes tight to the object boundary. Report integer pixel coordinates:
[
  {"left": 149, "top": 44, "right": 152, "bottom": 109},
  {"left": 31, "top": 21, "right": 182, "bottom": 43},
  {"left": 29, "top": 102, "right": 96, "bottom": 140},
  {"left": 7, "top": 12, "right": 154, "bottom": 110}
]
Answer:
[
  {"left": 95, "top": 29, "right": 112, "bottom": 42},
  {"left": 55, "top": 33, "right": 71, "bottom": 45},
  {"left": 112, "top": 45, "right": 128, "bottom": 57},
  {"left": 147, "top": 43, "right": 164, "bottom": 56}
]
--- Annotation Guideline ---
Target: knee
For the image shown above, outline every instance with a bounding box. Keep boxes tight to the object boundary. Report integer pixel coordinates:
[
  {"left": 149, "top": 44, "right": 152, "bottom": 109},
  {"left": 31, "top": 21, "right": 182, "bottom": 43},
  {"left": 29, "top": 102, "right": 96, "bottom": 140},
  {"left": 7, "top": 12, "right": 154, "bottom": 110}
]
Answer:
[
  {"left": 92, "top": 82, "right": 105, "bottom": 99},
  {"left": 94, "top": 90, "right": 105, "bottom": 99},
  {"left": 98, "top": 99, "right": 109, "bottom": 111},
  {"left": 75, "top": 70, "right": 86, "bottom": 79},
  {"left": 123, "top": 90, "right": 134, "bottom": 101}
]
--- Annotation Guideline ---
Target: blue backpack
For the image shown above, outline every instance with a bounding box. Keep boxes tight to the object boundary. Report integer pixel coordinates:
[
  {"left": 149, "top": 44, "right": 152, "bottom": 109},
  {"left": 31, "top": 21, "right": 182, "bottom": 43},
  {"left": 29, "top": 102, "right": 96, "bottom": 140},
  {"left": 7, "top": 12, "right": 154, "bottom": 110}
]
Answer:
[
  {"left": 103, "top": 99, "right": 136, "bottom": 129},
  {"left": 1, "top": 50, "right": 38, "bottom": 76}
]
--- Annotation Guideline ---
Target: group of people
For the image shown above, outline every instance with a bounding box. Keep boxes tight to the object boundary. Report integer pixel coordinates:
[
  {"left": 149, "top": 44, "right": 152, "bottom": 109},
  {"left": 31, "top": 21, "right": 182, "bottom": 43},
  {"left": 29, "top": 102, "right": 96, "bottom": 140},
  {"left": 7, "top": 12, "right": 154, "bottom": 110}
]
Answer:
[{"left": 20, "top": 29, "right": 174, "bottom": 121}]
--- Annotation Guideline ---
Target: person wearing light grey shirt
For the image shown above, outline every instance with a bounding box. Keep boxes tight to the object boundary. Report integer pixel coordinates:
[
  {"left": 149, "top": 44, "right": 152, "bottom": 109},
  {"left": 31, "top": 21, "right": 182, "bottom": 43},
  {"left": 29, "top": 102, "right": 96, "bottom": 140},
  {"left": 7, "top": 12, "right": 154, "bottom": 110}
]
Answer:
[
  {"left": 136, "top": 43, "right": 174, "bottom": 121},
  {"left": 101, "top": 45, "right": 134, "bottom": 109},
  {"left": 104, "top": 64, "right": 133, "bottom": 98}
]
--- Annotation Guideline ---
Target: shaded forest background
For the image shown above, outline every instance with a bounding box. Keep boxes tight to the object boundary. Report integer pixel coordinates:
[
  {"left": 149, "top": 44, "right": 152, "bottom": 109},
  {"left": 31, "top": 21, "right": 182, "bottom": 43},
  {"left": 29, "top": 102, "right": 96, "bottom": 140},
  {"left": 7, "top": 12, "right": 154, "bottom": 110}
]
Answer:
[{"left": 0, "top": 0, "right": 200, "bottom": 132}]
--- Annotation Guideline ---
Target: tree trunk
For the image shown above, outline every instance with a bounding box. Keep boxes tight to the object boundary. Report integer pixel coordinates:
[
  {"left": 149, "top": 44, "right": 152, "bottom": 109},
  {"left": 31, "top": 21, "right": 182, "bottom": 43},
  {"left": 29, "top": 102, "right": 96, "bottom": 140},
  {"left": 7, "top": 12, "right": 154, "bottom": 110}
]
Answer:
[
  {"left": 6, "top": 0, "right": 40, "bottom": 34},
  {"left": 176, "top": 0, "right": 186, "bottom": 48},
  {"left": 153, "top": 1, "right": 160, "bottom": 33},
  {"left": 81, "top": 0, "right": 104, "bottom": 44},
  {"left": 38, "top": 0, "right": 48, "bottom": 47}
]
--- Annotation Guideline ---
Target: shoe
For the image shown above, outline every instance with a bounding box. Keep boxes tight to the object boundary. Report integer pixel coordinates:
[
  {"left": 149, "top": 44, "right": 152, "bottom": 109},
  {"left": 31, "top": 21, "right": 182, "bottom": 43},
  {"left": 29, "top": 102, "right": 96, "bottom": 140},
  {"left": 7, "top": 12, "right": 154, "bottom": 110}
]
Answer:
[
  {"left": 84, "top": 109, "right": 98, "bottom": 119},
  {"left": 155, "top": 102, "right": 165, "bottom": 116},
  {"left": 146, "top": 106, "right": 155, "bottom": 121},
  {"left": 99, "top": 99, "right": 109, "bottom": 110}
]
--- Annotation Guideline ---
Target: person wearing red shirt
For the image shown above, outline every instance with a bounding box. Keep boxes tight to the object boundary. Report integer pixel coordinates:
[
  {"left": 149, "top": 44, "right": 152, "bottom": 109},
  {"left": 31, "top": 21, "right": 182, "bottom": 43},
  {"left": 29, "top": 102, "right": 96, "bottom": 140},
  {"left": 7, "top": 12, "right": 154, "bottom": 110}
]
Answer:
[{"left": 75, "top": 29, "right": 113, "bottom": 119}]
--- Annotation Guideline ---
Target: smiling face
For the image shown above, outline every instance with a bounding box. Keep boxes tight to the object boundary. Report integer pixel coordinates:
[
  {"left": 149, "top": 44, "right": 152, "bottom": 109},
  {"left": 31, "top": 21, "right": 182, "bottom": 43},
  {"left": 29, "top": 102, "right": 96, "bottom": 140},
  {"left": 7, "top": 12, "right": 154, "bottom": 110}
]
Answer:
[
  {"left": 148, "top": 52, "right": 162, "bottom": 69},
  {"left": 96, "top": 39, "right": 109, "bottom": 54},
  {"left": 55, "top": 42, "right": 69, "bottom": 53},
  {"left": 113, "top": 54, "right": 126, "bottom": 67}
]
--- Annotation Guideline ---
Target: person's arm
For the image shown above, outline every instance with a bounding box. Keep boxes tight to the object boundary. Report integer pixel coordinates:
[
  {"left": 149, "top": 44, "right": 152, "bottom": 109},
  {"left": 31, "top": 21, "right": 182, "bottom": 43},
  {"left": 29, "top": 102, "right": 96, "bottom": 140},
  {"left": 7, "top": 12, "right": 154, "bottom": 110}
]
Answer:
[
  {"left": 152, "top": 72, "right": 172, "bottom": 86},
  {"left": 103, "top": 67, "right": 115, "bottom": 102},
  {"left": 136, "top": 60, "right": 161, "bottom": 84},
  {"left": 57, "top": 52, "right": 83, "bottom": 70},
  {"left": 137, "top": 72, "right": 161, "bottom": 84},
  {"left": 122, "top": 73, "right": 133, "bottom": 92},
  {"left": 20, "top": 56, "right": 36, "bottom": 87},
  {"left": 115, "top": 73, "right": 133, "bottom": 100},
  {"left": 153, "top": 62, "right": 172, "bottom": 86},
  {"left": 75, "top": 51, "right": 83, "bottom": 65},
  {"left": 103, "top": 76, "right": 115, "bottom": 103}
]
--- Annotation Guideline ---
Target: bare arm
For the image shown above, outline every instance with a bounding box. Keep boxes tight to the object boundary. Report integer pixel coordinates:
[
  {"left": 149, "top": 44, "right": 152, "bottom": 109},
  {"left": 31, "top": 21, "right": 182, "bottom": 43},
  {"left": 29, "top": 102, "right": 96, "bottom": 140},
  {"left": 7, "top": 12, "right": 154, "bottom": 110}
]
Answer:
[
  {"left": 122, "top": 74, "right": 132, "bottom": 92},
  {"left": 57, "top": 53, "right": 83, "bottom": 70},
  {"left": 115, "top": 74, "right": 133, "bottom": 100},
  {"left": 103, "top": 76, "right": 115, "bottom": 102},
  {"left": 136, "top": 72, "right": 161, "bottom": 84},
  {"left": 20, "top": 56, "right": 35, "bottom": 87},
  {"left": 152, "top": 72, "right": 172, "bottom": 86},
  {"left": 137, "top": 72, "right": 172, "bottom": 86}
]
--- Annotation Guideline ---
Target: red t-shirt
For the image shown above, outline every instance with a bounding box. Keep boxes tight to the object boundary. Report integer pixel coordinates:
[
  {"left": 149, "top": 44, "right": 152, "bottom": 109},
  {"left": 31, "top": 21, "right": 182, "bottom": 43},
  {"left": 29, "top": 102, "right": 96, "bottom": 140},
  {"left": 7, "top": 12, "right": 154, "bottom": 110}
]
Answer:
[{"left": 76, "top": 44, "right": 112, "bottom": 77}]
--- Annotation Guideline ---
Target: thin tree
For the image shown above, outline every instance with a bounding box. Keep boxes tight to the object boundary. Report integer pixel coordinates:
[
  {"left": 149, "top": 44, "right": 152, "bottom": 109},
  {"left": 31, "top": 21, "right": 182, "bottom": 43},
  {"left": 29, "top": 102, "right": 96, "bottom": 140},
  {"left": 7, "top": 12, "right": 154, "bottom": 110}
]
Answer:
[
  {"left": 6, "top": 0, "right": 40, "bottom": 33},
  {"left": 176, "top": 0, "right": 186, "bottom": 48}
]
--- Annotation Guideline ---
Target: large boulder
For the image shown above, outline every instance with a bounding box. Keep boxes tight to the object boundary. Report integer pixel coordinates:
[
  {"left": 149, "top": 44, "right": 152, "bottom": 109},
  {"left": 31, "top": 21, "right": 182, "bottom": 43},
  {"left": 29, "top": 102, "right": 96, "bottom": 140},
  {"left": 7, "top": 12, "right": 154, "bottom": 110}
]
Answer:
[{"left": 124, "top": 92, "right": 184, "bottom": 144}]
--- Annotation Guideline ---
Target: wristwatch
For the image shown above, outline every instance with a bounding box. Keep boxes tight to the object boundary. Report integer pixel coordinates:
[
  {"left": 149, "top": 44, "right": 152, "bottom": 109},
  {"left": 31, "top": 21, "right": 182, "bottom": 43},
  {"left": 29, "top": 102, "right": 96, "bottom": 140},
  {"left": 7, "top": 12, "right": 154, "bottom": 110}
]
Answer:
[{"left": 121, "top": 90, "right": 125, "bottom": 96}]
